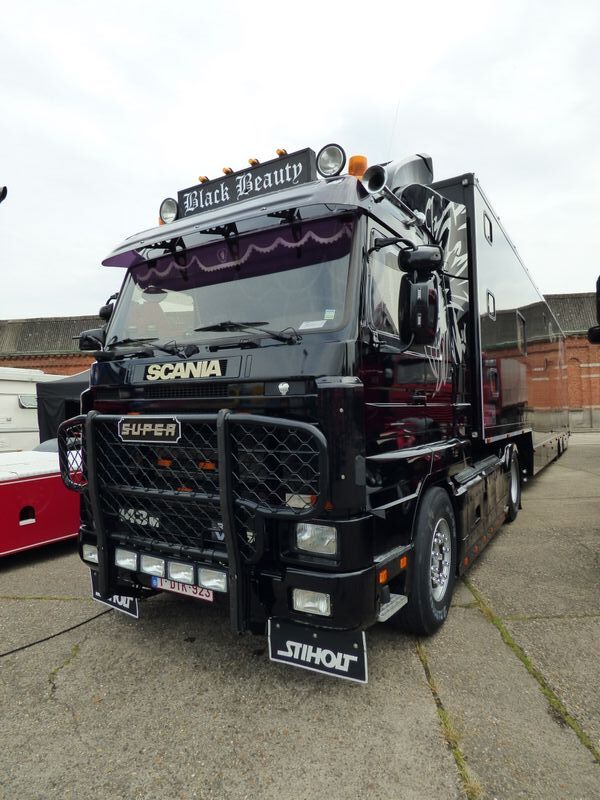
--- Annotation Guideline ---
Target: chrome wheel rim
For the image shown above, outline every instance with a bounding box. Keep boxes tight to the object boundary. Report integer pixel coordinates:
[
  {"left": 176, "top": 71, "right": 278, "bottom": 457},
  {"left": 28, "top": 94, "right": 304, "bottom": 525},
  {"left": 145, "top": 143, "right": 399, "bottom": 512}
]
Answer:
[
  {"left": 430, "top": 518, "right": 451, "bottom": 602},
  {"left": 510, "top": 458, "right": 519, "bottom": 506}
]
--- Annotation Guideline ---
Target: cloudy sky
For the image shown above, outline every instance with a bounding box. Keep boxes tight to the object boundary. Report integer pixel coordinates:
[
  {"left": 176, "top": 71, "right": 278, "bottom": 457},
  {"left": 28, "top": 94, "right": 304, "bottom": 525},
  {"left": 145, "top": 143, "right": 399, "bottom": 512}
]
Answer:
[{"left": 0, "top": 0, "right": 598, "bottom": 320}]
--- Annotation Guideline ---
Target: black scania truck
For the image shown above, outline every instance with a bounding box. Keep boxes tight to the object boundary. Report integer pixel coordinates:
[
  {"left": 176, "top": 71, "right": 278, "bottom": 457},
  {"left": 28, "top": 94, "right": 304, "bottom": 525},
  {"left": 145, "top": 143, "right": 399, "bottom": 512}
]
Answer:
[{"left": 59, "top": 145, "right": 568, "bottom": 682}]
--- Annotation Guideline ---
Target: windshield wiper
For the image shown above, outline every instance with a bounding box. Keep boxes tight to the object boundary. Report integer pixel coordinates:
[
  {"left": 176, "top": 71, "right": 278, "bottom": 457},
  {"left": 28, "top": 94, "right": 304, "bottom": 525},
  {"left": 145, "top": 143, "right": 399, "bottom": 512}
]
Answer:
[
  {"left": 107, "top": 336, "right": 159, "bottom": 349},
  {"left": 194, "top": 321, "right": 301, "bottom": 344},
  {"left": 106, "top": 336, "right": 198, "bottom": 357}
]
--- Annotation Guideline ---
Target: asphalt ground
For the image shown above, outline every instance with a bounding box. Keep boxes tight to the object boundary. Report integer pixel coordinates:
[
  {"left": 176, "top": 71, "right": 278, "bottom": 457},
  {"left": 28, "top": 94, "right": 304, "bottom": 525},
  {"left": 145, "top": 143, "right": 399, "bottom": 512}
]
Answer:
[{"left": 0, "top": 433, "right": 598, "bottom": 800}]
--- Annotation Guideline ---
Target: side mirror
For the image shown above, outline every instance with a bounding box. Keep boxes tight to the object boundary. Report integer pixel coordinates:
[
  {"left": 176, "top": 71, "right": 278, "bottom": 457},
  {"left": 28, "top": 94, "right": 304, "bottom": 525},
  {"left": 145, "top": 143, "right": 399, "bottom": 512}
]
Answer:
[
  {"left": 399, "top": 245, "right": 443, "bottom": 273},
  {"left": 79, "top": 328, "right": 106, "bottom": 351},
  {"left": 409, "top": 279, "right": 438, "bottom": 344},
  {"left": 99, "top": 304, "right": 114, "bottom": 322}
]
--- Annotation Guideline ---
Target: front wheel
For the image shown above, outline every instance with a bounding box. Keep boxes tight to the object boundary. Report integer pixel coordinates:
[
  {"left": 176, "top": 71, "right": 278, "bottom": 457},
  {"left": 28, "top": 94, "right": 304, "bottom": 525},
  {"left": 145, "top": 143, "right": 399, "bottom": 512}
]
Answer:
[{"left": 393, "top": 487, "right": 457, "bottom": 636}]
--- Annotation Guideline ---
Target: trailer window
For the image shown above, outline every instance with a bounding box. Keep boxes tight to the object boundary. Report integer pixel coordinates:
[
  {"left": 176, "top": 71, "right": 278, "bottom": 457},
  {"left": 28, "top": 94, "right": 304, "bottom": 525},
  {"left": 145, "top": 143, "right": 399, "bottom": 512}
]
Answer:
[
  {"left": 18, "top": 395, "right": 37, "bottom": 409},
  {"left": 516, "top": 311, "right": 527, "bottom": 355},
  {"left": 483, "top": 213, "right": 493, "bottom": 244}
]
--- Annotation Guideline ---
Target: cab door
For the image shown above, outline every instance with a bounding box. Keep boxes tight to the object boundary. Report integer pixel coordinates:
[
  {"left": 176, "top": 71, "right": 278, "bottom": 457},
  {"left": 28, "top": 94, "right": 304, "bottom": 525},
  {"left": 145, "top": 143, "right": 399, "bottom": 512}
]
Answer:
[{"left": 359, "top": 224, "right": 455, "bottom": 457}]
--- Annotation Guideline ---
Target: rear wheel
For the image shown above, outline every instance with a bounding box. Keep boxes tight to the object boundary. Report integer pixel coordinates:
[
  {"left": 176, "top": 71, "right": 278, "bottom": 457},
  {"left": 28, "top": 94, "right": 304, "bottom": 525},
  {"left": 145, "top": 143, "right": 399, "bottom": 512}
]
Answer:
[
  {"left": 506, "top": 449, "right": 520, "bottom": 523},
  {"left": 394, "top": 487, "right": 456, "bottom": 636}
]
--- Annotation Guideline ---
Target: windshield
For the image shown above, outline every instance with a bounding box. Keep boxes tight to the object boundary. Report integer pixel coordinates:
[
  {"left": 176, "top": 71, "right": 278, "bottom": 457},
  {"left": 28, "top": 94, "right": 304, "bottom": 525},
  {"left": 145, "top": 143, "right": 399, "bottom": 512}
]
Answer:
[{"left": 106, "top": 215, "right": 355, "bottom": 346}]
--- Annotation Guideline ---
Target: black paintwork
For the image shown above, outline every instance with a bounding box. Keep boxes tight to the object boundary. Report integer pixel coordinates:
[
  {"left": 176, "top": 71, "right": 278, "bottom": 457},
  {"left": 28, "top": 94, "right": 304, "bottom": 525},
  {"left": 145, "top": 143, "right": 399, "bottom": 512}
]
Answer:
[{"left": 60, "top": 167, "right": 568, "bottom": 636}]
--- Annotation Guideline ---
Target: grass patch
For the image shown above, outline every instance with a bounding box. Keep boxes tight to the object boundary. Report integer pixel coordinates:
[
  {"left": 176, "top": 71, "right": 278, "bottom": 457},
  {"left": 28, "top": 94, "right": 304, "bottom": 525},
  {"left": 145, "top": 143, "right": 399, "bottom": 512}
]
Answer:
[
  {"left": 463, "top": 577, "right": 600, "bottom": 764},
  {"left": 416, "top": 640, "right": 483, "bottom": 800}
]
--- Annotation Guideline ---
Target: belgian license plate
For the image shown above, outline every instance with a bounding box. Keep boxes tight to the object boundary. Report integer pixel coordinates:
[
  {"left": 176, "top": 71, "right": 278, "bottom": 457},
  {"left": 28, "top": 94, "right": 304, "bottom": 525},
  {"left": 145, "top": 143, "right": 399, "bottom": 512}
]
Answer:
[
  {"left": 151, "top": 576, "right": 213, "bottom": 602},
  {"left": 90, "top": 570, "right": 139, "bottom": 618},
  {"left": 268, "top": 619, "right": 368, "bottom": 684}
]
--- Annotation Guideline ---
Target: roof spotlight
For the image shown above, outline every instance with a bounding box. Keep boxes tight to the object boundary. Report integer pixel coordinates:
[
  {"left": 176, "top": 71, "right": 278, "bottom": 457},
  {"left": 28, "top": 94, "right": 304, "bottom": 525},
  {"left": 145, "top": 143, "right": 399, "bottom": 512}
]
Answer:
[
  {"left": 316, "top": 144, "right": 346, "bottom": 177},
  {"left": 159, "top": 197, "right": 179, "bottom": 224}
]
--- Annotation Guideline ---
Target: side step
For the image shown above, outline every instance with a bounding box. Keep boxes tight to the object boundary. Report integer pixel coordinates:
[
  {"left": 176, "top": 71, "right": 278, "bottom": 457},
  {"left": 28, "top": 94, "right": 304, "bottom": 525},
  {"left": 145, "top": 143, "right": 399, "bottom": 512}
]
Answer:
[{"left": 377, "top": 593, "right": 408, "bottom": 622}]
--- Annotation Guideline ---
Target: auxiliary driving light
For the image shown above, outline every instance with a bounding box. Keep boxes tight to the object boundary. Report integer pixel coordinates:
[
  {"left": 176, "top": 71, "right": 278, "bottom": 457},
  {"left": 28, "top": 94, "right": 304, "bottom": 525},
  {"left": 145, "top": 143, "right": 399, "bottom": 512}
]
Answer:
[
  {"left": 296, "top": 523, "right": 338, "bottom": 556},
  {"left": 167, "top": 561, "right": 194, "bottom": 584},
  {"left": 316, "top": 144, "right": 346, "bottom": 177},
  {"left": 115, "top": 548, "right": 138, "bottom": 571},
  {"left": 292, "top": 588, "right": 332, "bottom": 617},
  {"left": 159, "top": 197, "right": 179, "bottom": 224},
  {"left": 140, "top": 554, "right": 165, "bottom": 577},
  {"left": 82, "top": 544, "right": 98, "bottom": 564},
  {"left": 198, "top": 568, "right": 228, "bottom": 593}
]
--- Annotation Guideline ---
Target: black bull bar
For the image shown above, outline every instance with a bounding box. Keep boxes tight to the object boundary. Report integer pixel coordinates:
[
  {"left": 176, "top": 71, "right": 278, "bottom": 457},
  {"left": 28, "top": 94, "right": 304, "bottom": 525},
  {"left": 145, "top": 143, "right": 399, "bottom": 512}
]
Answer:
[{"left": 58, "top": 410, "right": 329, "bottom": 633}]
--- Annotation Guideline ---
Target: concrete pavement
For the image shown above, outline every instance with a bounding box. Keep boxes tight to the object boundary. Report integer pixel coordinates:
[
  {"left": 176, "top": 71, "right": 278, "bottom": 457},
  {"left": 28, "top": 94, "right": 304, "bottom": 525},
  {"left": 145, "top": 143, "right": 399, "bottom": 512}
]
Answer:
[{"left": 1, "top": 434, "right": 598, "bottom": 799}]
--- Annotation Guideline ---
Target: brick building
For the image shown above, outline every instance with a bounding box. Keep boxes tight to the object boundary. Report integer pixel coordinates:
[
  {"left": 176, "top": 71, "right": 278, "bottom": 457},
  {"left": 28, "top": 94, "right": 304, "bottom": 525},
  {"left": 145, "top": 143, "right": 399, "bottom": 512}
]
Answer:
[
  {"left": 546, "top": 293, "right": 600, "bottom": 429},
  {"left": 0, "top": 316, "right": 100, "bottom": 375}
]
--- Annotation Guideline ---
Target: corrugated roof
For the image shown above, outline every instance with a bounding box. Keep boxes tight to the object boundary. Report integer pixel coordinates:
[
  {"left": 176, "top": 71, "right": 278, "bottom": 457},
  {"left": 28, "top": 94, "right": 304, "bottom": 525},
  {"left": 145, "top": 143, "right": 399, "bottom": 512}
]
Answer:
[
  {"left": 544, "top": 293, "right": 596, "bottom": 335},
  {"left": 0, "top": 316, "right": 102, "bottom": 355}
]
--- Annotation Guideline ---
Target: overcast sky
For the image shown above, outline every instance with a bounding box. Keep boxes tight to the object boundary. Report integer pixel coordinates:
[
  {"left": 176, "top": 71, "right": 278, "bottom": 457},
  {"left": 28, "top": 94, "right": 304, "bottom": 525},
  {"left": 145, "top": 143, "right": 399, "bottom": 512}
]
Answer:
[{"left": 1, "top": 0, "right": 598, "bottom": 320}]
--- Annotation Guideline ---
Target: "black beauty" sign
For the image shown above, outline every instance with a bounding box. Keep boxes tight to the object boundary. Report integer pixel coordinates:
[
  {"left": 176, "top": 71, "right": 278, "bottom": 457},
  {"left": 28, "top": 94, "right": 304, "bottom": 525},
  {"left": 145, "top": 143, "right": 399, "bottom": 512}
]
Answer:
[{"left": 177, "top": 149, "right": 316, "bottom": 219}]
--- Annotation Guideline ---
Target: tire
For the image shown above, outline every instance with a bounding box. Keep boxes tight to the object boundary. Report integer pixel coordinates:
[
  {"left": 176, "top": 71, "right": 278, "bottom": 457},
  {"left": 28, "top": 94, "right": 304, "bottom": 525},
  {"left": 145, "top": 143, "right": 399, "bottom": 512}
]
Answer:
[
  {"left": 505, "top": 449, "right": 520, "bottom": 523},
  {"left": 394, "top": 487, "right": 456, "bottom": 636}
]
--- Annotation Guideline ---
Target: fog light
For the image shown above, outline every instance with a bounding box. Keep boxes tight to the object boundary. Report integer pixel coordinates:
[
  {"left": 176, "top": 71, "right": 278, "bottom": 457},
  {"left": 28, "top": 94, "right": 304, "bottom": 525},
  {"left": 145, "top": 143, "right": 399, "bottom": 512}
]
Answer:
[
  {"left": 115, "top": 548, "right": 138, "bottom": 570},
  {"left": 140, "top": 554, "right": 165, "bottom": 577},
  {"left": 82, "top": 544, "right": 98, "bottom": 564},
  {"left": 292, "top": 588, "right": 331, "bottom": 617},
  {"left": 167, "top": 561, "right": 194, "bottom": 584},
  {"left": 198, "top": 568, "right": 228, "bottom": 593},
  {"left": 296, "top": 523, "right": 337, "bottom": 556},
  {"left": 159, "top": 197, "right": 179, "bottom": 224},
  {"left": 316, "top": 144, "right": 346, "bottom": 177}
]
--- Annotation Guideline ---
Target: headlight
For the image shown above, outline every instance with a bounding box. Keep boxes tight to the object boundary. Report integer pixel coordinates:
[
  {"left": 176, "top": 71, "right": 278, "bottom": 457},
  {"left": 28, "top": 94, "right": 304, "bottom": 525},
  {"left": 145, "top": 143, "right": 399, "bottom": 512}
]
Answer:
[
  {"left": 115, "top": 548, "right": 138, "bottom": 570},
  {"left": 316, "top": 144, "right": 346, "bottom": 177},
  {"left": 296, "top": 523, "right": 337, "bottom": 556},
  {"left": 82, "top": 544, "right": 98, "bottom": 564},
  {"left": 167, "top": 561, "right": 194, "bottom": 584},
  {"left": 292, "top": 588, "right": 331, "bottom": 617},
  {"left": 159, "top": 197, "right": 179, "bottom": 224},
  {"left": 198, "top": 568, "right": 228, "bottom": 593},
  {"left": 140, "top": 554, "right": 165, "bottom": 577}
]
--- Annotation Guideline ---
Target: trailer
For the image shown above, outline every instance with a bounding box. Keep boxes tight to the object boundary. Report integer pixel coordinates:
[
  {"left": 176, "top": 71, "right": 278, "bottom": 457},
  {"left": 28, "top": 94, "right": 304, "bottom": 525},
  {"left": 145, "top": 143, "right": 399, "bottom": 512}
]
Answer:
[
  {"left": 0, "top": 450, "right": 79, "bottom": 557},
  {"left": 0, "top": 367, "right": 67, "bottom": 453},
  {"left": 58, "top": 145, "right": 568, "bottom": 682}
]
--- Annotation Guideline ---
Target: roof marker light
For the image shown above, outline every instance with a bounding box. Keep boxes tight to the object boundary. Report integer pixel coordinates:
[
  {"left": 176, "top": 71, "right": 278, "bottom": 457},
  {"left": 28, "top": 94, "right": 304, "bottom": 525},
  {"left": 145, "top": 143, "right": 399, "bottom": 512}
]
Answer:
[
  {"left": 276, "top": 148, "right": 288, "bottom": 157},
  {"left": 222, "top": 167, "right": 234, "bottom": 175},
  {"left": 198, "top": 175, "right": 209, "bottom": 183},
  {"left": 248, "top": 158, "right": 260, "bottom": 166}
]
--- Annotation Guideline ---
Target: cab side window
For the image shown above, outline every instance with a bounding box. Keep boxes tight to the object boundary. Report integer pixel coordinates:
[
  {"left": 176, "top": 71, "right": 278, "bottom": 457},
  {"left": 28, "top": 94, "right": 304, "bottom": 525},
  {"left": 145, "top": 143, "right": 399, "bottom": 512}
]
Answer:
[{"left": 369, "top": 244, "right": 402, "bottom": 337}]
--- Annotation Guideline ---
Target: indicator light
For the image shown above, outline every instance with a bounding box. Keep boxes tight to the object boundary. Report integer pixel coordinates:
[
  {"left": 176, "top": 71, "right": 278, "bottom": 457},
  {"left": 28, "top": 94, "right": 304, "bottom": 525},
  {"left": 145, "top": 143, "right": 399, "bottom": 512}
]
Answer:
[{"left": 348, "top": 155, "right": 368, "bottom": 178}]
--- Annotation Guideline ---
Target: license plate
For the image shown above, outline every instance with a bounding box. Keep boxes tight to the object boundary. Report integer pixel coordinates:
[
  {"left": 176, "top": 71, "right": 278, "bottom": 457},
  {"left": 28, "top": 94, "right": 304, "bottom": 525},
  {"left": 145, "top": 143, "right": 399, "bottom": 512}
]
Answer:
[
  {"left": 90, "top": 570, "right": 139, "bottom": 618},
  {"left": 151, "top": 576, "right": 213, "bottom": 602},
  {"left": 268, "top": 619, "right": 368, "bottom": 684}
]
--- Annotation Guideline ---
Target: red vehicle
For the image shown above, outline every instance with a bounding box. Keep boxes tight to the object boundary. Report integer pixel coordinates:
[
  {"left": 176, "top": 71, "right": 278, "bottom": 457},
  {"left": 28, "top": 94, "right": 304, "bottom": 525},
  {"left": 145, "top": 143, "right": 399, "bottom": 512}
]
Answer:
[{"left": 0, "top": 450, "right": 79, "bottom": 557}]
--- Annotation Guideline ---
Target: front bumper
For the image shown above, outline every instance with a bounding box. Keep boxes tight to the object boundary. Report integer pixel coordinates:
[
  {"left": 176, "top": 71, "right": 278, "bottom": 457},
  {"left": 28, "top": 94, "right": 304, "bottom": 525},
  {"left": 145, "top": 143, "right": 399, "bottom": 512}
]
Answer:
[{"left": 61, "top": 410, "right": 381, "bottom": 633}]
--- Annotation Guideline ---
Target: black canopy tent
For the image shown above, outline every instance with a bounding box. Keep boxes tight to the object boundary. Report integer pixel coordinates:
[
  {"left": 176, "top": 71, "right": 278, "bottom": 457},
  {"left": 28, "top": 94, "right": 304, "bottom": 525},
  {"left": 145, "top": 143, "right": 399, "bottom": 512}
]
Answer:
[{"left": 36, "top": 370, "right": 90, "bottom": 442}]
